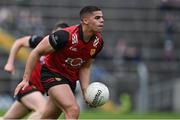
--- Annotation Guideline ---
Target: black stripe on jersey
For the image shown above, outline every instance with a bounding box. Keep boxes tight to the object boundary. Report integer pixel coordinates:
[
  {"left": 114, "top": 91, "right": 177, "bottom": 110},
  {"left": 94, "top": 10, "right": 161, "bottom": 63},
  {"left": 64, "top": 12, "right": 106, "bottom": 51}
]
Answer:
[
  {"left": 29, "top": 35, "right": 43, "bottom": 48},
  {"left": 49, "top": 30, "right": 69, "bottom": 50}
]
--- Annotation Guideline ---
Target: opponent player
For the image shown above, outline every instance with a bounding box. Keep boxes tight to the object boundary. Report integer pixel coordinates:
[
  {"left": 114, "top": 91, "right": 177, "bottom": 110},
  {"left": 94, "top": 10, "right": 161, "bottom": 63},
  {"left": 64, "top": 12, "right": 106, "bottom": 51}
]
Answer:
[
  {"left": 15, "top": 6, "right": 104, "bottom": 119},
  {"left": 3, "top": 22, "right": 69, "bottom": 119}
]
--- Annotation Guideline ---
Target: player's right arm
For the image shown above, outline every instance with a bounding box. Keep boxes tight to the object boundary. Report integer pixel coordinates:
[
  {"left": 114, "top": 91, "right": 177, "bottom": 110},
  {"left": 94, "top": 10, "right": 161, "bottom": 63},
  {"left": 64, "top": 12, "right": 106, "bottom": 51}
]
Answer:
[
  {"left": 4, "top": 36, "right": 31, "bottom": 74},
  {"left": 14, "top": 30, "right": 68, "bottom": 96},
  {"left": 14, "top": 35, "right": 54, "bottom": 96}
]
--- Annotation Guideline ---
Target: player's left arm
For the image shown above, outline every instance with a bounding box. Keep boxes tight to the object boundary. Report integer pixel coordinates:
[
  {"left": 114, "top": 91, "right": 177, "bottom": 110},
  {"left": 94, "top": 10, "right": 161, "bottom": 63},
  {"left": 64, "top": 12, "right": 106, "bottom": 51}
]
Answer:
[
  {"left": 79, "top": 37, "right": 104, "bottom": 92},
  {"left": 79, "top": 58, "right": 94, "bottom": 98},
  {"left": 79, "top": 38, "right": 104, "bottom": 94}
]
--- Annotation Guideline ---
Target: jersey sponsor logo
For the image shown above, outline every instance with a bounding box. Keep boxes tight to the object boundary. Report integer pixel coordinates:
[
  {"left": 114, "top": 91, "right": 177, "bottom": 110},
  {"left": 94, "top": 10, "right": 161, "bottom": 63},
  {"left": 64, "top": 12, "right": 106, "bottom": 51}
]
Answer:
[
  {"left": 65, "top": 58, "right": 84, "bottom": 67},
  {"left": 93, "top": 36, "right": 99, "bottom": 47},
  {"left": 90, "top": 49, "right": 96, "bottom": 56},
  {"left": 72, "top": 33, "right": 78, "bottom": 44}
]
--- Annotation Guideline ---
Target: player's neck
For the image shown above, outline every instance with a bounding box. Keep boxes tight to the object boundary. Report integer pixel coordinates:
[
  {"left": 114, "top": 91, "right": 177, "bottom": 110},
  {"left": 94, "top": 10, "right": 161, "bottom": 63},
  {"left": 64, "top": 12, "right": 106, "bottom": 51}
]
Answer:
[
  {"left": 82, "top": 25, "right": 95, "bottom": 43},
  {"left": 83, "top": 34, "right": 93, "bottom": 43}
]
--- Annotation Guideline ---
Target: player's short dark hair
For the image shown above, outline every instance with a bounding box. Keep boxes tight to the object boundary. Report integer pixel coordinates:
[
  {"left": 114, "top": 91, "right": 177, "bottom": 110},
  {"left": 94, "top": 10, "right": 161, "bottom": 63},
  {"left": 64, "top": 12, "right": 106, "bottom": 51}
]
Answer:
[
  {"left": 53, "top": 22, "right": 69, "bottom": 30},
  {"left": 80, "top": 6, "right": 101, "bottom": 20}
]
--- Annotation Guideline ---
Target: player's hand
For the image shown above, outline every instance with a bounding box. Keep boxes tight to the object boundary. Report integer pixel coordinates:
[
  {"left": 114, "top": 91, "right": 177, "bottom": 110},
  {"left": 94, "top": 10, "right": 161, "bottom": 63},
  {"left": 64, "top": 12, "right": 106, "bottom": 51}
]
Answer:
[
  {"left": 85, "top": 97, "right": 97, "bottom": 108},
  {"left": 4, "top": 63, "right": 15, "bottom": 74},
  {"left": 82, "top": 89, "right": 89, "bottom": 105},
  {"left": 14, "top": 80, "right": 29, "bottom": 97},
  {"left": 83, "top": 90, "right": 96, "bottom": 108}
]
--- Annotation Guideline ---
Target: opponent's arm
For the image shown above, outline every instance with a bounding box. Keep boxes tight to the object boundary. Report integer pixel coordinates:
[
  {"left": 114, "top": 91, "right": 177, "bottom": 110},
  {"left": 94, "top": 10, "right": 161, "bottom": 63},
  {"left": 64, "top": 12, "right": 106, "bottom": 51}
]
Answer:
[{"left": 4, "top": 36, "right": 31, "bottom": 74}]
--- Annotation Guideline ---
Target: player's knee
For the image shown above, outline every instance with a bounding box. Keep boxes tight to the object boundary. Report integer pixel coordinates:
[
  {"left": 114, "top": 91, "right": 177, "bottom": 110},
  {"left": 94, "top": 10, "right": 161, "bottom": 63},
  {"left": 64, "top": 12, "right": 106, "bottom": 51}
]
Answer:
[
  {"left": 66, "top": 104, "right": 80, "bottom": 118},
  {"left": 32, "top": 106, "right": 45, "bottom": 117},
  {"left": 38, "top": 109, "right": 44, "bottom": 116},
  {"left": 71, "top": 105, "right": 80, "bottom": 114}
]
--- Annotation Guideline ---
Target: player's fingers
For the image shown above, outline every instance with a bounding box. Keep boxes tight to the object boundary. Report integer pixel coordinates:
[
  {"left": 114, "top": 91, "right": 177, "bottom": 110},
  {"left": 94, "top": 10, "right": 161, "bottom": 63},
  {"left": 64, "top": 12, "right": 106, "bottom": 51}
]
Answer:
[
  {"left": 4, "top": 69, "right": 14, "bottom": 74},
  {"left": 4, "top": 69, "right": 10, "bottom": 73},
  {"left": 8, "top": 70, "right": 14, "bottom": 74},
  {"left": 14, "top": 85, "right": 22, "bottom": 97},
  {"left": 84, "top": 100, "right": 95, "bottom": 108},
  {"left": 22, "top": 83, "right": 28, "bottom": 90},
  {"left": 14, "top": 90, "right": 18, "bottom": 98}
]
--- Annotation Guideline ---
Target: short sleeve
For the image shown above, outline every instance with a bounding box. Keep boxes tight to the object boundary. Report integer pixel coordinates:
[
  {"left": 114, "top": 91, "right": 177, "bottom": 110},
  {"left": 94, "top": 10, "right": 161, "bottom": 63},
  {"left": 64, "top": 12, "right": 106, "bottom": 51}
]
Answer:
[
  {"left": 29, "top": 35, "right": 43, "bottom": 48},
  {"left": 49, "top": 30, "right": 69, "bottom": 50}
]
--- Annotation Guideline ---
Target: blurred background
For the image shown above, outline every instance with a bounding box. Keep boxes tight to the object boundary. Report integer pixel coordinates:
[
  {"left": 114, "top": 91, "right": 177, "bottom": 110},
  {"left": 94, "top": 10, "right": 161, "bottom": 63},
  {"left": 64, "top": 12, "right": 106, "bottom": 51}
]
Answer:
[{"left": 1, "top": 0, "right": 180, "bottom": 119}]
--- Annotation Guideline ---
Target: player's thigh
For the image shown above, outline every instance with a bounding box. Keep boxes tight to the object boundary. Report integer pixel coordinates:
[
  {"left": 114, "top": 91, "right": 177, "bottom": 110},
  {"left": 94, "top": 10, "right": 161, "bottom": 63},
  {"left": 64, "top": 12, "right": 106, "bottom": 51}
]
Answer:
[
  {"left": 48, "top": 84, "right": 78, "bottom": 110},
  {"left": 3, "top": 101, "right": 29, "bottom": 119},
  {"left": 41, "top": 96, "right": 62, "bottom": 119},
  {"left": 21, "top": 91, "right": 46, "bottom": 111}
]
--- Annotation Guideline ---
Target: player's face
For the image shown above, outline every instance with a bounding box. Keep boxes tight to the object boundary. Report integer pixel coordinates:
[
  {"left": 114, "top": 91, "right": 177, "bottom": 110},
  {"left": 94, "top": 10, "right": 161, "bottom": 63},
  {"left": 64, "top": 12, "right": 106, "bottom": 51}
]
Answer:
[{"left": 87, "top": 11, "right": 104, "bottom": 32}]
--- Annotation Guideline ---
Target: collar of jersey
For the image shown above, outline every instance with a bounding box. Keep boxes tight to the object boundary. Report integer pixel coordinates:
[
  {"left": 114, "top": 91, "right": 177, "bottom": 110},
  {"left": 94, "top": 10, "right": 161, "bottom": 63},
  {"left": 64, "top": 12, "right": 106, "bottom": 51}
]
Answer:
[{"left": 78, "top": 24, "right": 96, "bottom": 44}]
